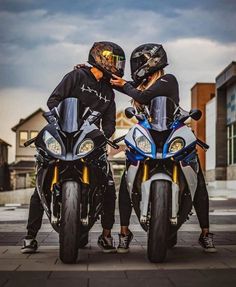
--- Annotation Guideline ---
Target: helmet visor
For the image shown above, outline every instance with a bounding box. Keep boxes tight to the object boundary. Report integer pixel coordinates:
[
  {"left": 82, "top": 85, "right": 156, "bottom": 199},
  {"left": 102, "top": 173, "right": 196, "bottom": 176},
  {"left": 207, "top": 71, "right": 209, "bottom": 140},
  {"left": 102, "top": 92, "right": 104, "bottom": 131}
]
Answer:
[
  {"left": 131, "top": 52, "right": 147, "bottom": 76},
  {"left": 102, "top": 50, "right": 125, "bottom": 74}
]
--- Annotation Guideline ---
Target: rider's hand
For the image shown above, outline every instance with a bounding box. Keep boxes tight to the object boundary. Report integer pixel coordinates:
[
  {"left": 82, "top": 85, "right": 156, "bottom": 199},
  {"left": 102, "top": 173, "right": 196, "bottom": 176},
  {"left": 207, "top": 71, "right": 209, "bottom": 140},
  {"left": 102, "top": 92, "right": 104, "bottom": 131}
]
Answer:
[
  {"left": 110, "top": 74, "right": 126, "bottom": 87},
  {"left": 73, "top": 63, "right": 88, "bottom": 70}
]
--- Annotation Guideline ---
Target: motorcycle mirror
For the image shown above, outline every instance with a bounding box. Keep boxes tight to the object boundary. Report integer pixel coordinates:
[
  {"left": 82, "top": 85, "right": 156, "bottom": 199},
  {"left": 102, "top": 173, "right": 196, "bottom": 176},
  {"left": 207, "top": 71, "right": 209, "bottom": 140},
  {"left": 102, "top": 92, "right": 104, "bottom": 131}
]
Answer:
[
  {"left": 189, "top": 109, "right": 202, "bottom": 121},
  {"left": 125, "top": 107, "right": 136, "bottom": 119}
]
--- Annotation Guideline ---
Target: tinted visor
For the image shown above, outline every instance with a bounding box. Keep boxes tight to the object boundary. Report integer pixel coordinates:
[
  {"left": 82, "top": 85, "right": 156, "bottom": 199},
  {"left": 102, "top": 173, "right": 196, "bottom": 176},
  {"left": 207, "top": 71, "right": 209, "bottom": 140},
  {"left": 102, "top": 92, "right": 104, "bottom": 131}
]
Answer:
[
  {"left": 149, "top": 97, "right": 177, "bottom": 131},
  {"left": 131, "top": 53, "right": 147, "bottom": 76},
  {"left": 57, "top": 98, "right": 82, "bottom": 133}
]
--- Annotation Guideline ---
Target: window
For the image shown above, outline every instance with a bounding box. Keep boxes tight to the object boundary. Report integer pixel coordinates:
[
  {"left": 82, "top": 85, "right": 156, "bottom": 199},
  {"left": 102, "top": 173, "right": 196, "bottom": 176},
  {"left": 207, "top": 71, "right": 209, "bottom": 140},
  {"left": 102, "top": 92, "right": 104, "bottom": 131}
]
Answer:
[
  {"left": 19, "top": 131, "right": 28, "bottom": 147},
  {"left": 227, "top": 123, "right": 236, "bottom": 165},
  {"left": 30, "top": 131, "right": 38, "bottom": 148}
]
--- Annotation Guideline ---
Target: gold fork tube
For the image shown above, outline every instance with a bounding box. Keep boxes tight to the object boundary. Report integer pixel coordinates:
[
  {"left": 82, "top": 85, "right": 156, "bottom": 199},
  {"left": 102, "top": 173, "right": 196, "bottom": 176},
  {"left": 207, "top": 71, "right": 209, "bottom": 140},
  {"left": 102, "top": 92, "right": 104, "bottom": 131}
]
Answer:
[
  {"left": 142, "top": 162, "right": 149, "bottom": 182},
  {"left": 82, "top": 164, "right": 89, "bottom": 184},
  {"left": 51, "top": 165, "right": 58, "bottom": 190},
  {"left": 173, "top": 164, "right": 178, "bottom": 184}
]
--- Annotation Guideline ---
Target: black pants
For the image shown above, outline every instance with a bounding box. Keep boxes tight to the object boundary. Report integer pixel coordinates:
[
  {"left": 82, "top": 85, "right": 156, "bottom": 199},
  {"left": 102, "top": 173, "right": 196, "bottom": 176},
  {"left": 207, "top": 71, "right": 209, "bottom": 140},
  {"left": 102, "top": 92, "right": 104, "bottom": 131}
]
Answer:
[
  {"left": 119, "top": 163, "right": 209, "bottom": 229},
  {"left": 26, "top": 167, "right": 116, "bottom": 237}
]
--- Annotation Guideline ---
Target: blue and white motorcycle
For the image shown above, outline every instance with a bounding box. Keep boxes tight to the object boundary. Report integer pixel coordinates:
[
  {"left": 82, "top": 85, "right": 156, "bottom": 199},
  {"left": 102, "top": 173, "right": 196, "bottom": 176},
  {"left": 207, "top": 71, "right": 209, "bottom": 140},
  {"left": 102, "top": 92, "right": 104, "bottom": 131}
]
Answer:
[{"left": 123, "top": 97, "right": 208, "bottom": 263}]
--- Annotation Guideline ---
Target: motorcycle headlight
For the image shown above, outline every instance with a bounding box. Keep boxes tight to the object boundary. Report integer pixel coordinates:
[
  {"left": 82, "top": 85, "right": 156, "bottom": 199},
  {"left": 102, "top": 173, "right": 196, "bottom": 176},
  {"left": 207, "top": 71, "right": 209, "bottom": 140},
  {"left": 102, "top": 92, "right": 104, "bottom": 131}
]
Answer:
[
  {"left": 77, "top": 139, "right": 94, "bottom": 155},
  {"left": 43, "top": 131, "right": 62, "bottom": 155},
  {"left": 134, "top": 129, "right": 152, "bottom": 153},
  {"left": 168, "top": 138, "right": 185, "bottom": 153}
]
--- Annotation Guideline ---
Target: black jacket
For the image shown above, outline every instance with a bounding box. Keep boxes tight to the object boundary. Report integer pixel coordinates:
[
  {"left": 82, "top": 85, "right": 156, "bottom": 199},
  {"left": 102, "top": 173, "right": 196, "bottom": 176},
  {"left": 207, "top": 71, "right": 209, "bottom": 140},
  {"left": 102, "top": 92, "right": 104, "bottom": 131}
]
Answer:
[
  {"left": 123, "top": 74, "right": 179, "bottom": 105},
  {"left": 47, "top": 67, "right": 116, "bottom": 138}
]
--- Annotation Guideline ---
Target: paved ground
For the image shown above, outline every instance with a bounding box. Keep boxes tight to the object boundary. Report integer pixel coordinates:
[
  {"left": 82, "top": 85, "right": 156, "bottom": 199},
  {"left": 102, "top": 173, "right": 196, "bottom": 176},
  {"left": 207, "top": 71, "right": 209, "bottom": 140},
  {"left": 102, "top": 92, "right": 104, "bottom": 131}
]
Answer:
[{"left": 0, "top": 198, "right": 235, "bottom": 286}]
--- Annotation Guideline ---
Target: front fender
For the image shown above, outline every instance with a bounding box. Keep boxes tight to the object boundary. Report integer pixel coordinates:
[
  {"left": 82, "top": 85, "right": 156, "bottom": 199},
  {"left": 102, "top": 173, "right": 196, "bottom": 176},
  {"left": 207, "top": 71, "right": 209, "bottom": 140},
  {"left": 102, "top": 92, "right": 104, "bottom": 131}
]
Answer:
[{"left": 140, "top": 173, "right": 179, "bottom": 222}]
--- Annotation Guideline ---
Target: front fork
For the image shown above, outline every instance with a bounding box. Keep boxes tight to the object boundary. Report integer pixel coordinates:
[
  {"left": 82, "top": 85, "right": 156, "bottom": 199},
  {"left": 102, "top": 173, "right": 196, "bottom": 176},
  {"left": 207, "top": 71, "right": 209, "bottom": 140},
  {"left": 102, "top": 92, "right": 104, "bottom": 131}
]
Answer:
[
  {"left": 140, "top": 161, "right": 179, "bottom": 225},
  {"left": 50, "top": 163, "right": 90, "bottom": 226},
  {"left": 171, "top": 164, "right": 179, "bottom": 225},
  {"left": 50, "top": 165, "right": 60, "bottom": 225},
  {"left": 81, "top": 164, "right": 89, "bottom": 226}
]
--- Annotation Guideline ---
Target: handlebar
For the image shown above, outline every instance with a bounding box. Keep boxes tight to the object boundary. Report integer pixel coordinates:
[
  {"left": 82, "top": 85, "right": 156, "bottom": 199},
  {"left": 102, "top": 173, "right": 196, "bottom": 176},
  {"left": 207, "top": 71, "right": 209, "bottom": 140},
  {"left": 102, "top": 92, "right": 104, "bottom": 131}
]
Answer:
[
  {"left": 106, "top": 135, "right": 126, "bottom": 150},
  {"left": 24, "top": 137, "right": 37, "bottom": 147},
  {"left": 106, "top": 139, "right": 119, "bottom": 149},
  {"left": 197, "top": 138, "right": 209, "bottom": 151}
]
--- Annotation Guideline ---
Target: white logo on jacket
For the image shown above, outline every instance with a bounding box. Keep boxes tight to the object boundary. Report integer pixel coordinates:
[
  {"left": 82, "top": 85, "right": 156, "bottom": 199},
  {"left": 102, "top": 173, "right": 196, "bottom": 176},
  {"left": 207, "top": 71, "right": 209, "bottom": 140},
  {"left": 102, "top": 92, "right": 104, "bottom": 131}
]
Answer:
[{"left": 81, "top": 84, "right": 110, "bottom": 103}]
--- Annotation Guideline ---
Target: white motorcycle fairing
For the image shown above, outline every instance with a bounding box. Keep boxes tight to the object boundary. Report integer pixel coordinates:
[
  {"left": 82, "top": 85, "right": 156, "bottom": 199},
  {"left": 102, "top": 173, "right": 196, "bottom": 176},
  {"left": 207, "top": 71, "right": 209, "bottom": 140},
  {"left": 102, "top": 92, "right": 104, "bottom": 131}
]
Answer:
[{"left": 140, "top": 173, "right": 179, "bottom": 224}]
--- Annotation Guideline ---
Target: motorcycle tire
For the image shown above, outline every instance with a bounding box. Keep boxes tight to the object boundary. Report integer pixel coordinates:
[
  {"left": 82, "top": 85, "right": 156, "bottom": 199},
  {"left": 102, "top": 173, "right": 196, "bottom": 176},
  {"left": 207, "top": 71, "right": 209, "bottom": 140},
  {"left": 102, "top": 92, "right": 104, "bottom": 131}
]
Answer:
[
  {"left": 147, "top": 180, "right": 171, "bottom": 263},
  {"left": 59, "top": 181, "right": 81, "bottom": 264}
]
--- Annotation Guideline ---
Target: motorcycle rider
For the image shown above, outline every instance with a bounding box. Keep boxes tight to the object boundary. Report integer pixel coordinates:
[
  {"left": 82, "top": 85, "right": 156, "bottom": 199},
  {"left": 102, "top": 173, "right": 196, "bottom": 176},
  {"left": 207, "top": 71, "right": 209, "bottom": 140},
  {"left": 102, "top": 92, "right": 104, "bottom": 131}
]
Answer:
[
  {"left": 21, "top": 41, "right": 126, "bottom": 254},
  {"left": 110, "top": 43, "right": 216, "bottom": 254}
]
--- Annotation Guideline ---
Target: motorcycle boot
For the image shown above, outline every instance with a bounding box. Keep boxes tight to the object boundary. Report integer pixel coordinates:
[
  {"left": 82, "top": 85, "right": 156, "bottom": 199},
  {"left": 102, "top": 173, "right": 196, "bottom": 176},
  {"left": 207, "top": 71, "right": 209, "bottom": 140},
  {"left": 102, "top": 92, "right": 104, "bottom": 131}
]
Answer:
[
  {"left": 117, "top": 231, "right": 133, "bottom": 253},
  {"left": 199, "top": 232, "right": 217, "bottom": 253},
  {"left": 97, "top": 234, "right": 116, "bottom": 253},
  {"left": 21, "top": 235, "right": 38, "bottom": 254}
]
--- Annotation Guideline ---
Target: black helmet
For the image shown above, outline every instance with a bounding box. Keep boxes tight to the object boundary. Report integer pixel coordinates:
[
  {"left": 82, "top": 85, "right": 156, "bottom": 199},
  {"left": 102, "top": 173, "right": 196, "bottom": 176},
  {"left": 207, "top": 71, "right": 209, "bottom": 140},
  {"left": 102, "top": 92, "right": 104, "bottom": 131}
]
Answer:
[
  {"left": 88, "top": 41, "right": 125, "bottom": 78},
  {"left": 130, "top": 43, "right": 168, "bottom": 82}
]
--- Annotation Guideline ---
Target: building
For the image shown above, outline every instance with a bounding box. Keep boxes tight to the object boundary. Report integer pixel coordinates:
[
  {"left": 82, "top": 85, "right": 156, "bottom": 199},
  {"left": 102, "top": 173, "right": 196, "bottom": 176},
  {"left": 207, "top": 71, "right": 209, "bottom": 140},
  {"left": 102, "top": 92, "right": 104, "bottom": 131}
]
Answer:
[
  {"left": 0, "top": 139, "right": 11, "bottom": 191},
  {"left": 212, "top": 61, "right": 236, "bottom": 188},
  {"left": 191, "top": 83, "right": 215, "bottom": 170},
  {"left": 191, "top": 61, "right": 236, "bottom": 189},
  {"left": 10, "top": 109, "right": 46, "bottom": 189}
]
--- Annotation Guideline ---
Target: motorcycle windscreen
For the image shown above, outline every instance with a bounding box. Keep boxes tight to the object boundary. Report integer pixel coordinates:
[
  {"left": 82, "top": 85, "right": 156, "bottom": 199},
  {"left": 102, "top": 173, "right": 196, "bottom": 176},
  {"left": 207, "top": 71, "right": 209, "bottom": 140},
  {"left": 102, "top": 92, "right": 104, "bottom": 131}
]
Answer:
[
  {"left": 149, "top": 96, "right": 177, "bottom": 131},
  {"left": 57, "top": 98, "right": 81, "bottom": 133}
]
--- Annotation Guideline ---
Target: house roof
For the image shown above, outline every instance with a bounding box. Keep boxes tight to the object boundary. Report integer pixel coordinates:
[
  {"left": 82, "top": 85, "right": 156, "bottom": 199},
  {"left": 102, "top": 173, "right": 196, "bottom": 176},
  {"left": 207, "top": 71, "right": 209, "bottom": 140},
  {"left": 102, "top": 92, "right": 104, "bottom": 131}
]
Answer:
[
  {"left": 10, "top": 160, "right": 35, "bottom": 170},
  {"left": 0, "top": 138, "right": 12, "bottom": 147},
  {"left": 12, "top": 108, "right": 45, "bottom": 132}
]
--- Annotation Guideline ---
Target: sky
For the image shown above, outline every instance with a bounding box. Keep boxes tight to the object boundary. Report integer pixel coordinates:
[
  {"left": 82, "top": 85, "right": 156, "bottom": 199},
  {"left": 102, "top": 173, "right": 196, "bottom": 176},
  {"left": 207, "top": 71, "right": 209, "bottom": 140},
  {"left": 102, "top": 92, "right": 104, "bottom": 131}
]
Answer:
[{"left": 0, "top": 0, "right": 236, "bottom": 162}]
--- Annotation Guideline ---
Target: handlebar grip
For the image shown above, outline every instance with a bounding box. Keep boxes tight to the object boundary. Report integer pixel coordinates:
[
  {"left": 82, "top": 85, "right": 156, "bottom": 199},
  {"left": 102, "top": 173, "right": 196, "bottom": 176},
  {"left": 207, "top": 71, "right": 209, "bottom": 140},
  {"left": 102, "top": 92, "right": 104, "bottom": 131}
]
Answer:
[
  {"left": 24, "top": 137, "right": 37, "bottom": 147},
  {"left": 197, "top": 138, "right": 209, "bottom": 150},
  {"left": 113, "top": 135, "right": 125, "bottom": 144},
  {"left": 106, "top": 139, "right": 119, "bottom": 150}
]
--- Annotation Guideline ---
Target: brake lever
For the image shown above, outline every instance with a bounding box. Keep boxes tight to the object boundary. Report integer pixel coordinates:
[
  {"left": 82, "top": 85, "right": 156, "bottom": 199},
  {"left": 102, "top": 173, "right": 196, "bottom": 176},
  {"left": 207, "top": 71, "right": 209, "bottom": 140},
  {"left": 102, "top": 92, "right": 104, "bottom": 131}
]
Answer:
[
  {"left": 197, "top": 138, "right": 209, "bottom": 151},
  {"left": 106, "top": 138, "right": 119, "bottom": 150},
  {"left": 113, "top": 135, "right": 125, "bottom": 145}
]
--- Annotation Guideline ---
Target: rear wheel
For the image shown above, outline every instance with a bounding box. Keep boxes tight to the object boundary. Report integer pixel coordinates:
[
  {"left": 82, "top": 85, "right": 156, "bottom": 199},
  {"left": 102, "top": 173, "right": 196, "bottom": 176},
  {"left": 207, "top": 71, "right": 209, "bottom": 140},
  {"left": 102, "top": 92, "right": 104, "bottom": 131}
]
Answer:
[
  {"left": 59, "top": 181, "right": 81, "bottom": 264},
  {"left": 147, "top": 180, "right": 171, "bottom": 263}
]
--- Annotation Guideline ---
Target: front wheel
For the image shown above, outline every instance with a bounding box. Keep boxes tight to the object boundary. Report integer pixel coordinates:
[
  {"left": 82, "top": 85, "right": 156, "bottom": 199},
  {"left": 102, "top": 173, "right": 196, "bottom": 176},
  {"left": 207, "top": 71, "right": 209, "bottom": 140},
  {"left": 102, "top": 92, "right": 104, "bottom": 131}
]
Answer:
[
  {"left": 147, "top": 180, "right": 171, "bottom": 263},
  {"left": 59, "top": 181, "right": 81, "bottom": 264}
]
